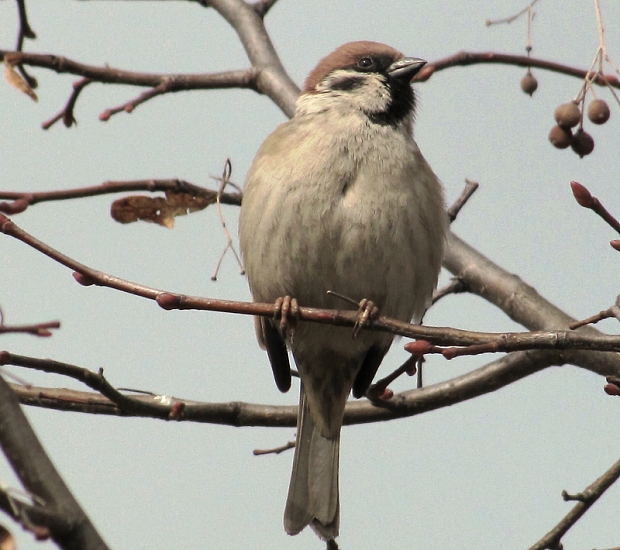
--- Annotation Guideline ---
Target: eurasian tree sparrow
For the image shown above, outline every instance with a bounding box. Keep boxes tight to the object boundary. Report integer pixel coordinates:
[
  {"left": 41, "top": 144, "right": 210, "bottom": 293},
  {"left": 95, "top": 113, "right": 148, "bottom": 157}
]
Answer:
[{"left": 239, "top": 41, "right": 446, "bottom": 541}]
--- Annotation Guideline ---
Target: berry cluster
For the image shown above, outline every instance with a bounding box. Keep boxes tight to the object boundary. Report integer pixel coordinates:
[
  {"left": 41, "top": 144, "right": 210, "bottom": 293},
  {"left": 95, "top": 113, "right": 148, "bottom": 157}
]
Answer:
[{"left": 548, "top": 99, "right": 610, "bottom": 157}]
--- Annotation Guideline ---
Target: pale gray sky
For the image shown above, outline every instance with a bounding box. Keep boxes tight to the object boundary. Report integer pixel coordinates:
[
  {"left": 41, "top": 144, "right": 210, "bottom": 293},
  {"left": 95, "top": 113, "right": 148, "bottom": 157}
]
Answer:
[{"left": 1, "top": 1, "right": 620, "bottom": 549}]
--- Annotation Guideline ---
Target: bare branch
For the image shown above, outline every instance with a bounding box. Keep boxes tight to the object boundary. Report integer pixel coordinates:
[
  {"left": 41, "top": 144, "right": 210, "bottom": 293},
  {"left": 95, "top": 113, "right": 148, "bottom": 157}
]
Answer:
[
  {"left": 14, "top": 0, "right": 37, "bottom": 90},
  {"left": 0, "top": 484, "right": 77, "bottom": 542},
  {"left": 570, "top": 181, "right": 620, "bottom": 235},
  {"left": 253, "top": 440, "right": 295, "bottom": 456},
  {"left": 0, "top": 352, "right": 179, "bottom": 418},
  {"left": 431, "top": 278, "right": 468, "bottom": 305},
  {"left": 3, "top": 47, "right": 618, "bottom": 126},
  {"left": 41, "top": 78, "right": 92, "bottom": 129},
  {"left": 417, "top": 51, "right": 620, "bottom": 89},
  {"left": 98, "top": 81, "right": 171, "bottom": 122},
  {"left": 528, "top": 456, "right": 620, "bottom": 550},
  {"left": 0, "top": 179, "right": 241, "bottom": 214},
  {"left": 3, "top": 214, "right": 620, "bottom": 363},
  {"left": 570, "top": 296, "right": 620, "bottom": 329},
  {"left": 252, "top": 0, "right": 280, "bottom": 18},
  {"left": 15, "top": 0, "right": 36, "bottom": 44},
  {"left": 0, "top": 375, "right": 109, "bottom": 549},
  {"left": 4, "top": 348, "right": 598, "bottom": 427},
  {"left": 0, "top": 321, "right": 60, "bottom": 337},
  {"left": 205, "top": 0, "right": 300, "bottom": 116},
  {"left": 446, "top": 179, "right": 479, "bottom": 222},
  {"left": 442, "top": 230, "right": 620, "bottom": 378},
  {"left": 0, "top": 51, "right": 257, "bottom": 90}
]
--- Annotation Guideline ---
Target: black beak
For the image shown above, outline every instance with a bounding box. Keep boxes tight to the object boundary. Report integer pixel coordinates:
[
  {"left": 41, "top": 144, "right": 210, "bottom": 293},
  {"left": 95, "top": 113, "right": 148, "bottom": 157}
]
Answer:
[{"left": 387, "top": 57, "right": 427, "bottom": 82}]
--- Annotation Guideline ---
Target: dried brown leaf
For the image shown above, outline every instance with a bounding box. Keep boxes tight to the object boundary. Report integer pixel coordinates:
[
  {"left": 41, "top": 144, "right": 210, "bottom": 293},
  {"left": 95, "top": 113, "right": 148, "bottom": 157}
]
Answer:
[
  {"left": 4, "top": 63, "right": 38, "bottom": 102},
  {"left": 110, "top": 191, "right": 215, "bottom": 228}
]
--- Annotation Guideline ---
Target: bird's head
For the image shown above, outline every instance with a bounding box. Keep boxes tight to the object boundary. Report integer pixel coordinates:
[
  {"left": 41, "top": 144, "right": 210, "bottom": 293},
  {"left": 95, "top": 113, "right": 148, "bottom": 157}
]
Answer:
[{"left": 296, "top": 41, "right": 426, "bottom": 128}]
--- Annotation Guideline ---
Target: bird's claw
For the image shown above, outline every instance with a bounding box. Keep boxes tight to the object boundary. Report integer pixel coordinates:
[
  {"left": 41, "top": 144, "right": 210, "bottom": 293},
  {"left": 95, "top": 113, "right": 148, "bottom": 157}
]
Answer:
[
  {"left": 274, "top": 296, "right": 299, "bottom": 342},
  {"left": 352, "top": 298, "right": 379, "bottom": 338}
]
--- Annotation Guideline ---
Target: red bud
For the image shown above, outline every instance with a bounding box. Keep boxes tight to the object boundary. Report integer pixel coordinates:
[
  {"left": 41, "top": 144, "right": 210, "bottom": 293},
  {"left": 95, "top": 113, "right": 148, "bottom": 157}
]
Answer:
[
  {"left": 73, "top": 272, "right": 95, "bottom": 286},
  {"left": 0, "top": 199, "right": 29, "bottom": 214},
  {"left": 570, "top": 181, "right": 593, "bottom": 208},
  {"left": 169, "top": 401, "right": 186, "bottom": 420},
  {"left": 157, "top": 292, "right": 181, "bottom": 310},
  {"left": 603, "top": 384, "right": 620, "bottom": 396},
  {"left": 404, "top": 340, "right": 432, "bottom": 355}
]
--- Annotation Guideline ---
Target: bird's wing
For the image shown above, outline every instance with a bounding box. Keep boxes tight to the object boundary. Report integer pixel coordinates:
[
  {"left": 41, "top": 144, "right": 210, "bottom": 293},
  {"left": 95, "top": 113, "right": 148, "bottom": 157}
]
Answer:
[{"left": 352, "top": 344, "right": 389, "bottom": 398}]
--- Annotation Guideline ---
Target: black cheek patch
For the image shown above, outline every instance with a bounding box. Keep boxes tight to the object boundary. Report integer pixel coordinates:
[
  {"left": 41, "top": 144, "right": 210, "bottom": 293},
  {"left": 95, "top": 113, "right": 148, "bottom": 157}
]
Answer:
[{"left": 329, "top": 76, "right": 366, "bottom": 91}]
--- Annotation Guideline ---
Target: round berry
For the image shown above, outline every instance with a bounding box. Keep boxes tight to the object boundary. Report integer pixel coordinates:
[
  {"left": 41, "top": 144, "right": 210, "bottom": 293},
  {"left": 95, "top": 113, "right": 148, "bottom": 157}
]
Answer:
[
  {"left": 520, "top": 71, "right": 538, "bottom": 96},
  {"left": 587, "top": 99, "right": 610, "bottom": 125},
  {"left": 570, "top": 129, "right": 594, "bottom": 158},
  {"left": 554, "top": 102, "right": 581, "bottom": 128},
  {"left": 548, "top": 125, "right": 573, "bottom": 149}
]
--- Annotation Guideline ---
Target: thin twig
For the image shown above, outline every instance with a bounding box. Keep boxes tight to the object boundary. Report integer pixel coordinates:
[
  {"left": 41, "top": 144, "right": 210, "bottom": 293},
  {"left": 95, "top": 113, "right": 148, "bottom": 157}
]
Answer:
[
  {"left": 211, "top": 159, "right": 245, "bottom": 280},
  {"left": 431, "top": 278, "right": 469, "bottom": 305},
  {"left": 569, "top": 296, "right": 620, "bottom": 329},
  {"left": 0, "top": 352, "right": 181, "bottom": 419},
  {"left": 528, "top": 456, "right": 620, "bottom": 550},
  {"left": 14, "top": 0, "right": 37, "bottom": 89},
  {"left": 0, "top": 321, "right": 60, "bottom": 337},
  {"left": 485, "top": 0, "right": 539, "bottom": 27},
  {"left": 366, "top": 355, "right": 418, "bottom": 400},
  {"left": 99, "top": 81, "right": 170, "bottom": 122},
  {"left": 418, "top": 52, "right": 620, "bottom": 89},
  {"left": 570, "top": 181, "right": 620, "bottom": 235},
  {"left": 41, "top": 78, "right": 92, "bottom": 129},
  {"left": 253, "top": 440, "right": 295, "bottom": 455},
  {"left": 8, "top": 345, "right": 617, "bottom": 426},
  {"left": 0, "top": 179, "right": 242, "bottom": 215},
  {"left": 446, "top": 179, "right": 479, "bottom": 222},
  {"left": 252, "top": 0, "right": 280, "bottom": 18}
]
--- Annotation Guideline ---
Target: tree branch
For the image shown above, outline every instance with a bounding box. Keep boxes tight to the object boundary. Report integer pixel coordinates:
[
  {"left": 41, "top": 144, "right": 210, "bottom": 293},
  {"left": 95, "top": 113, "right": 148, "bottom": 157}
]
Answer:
[
  {"left": 2, "top": 213, "right": 620, "bottom": 365},
  {"left": 205, "top": 0, "right": 300, "bottom": 117},
  {"left": 2, "top": 348, "right": 597, "bottom": 427},
  {"left": 420, "top": 51, "right": 620, "bottom": 89},
  {"left": 0, "top": 51, "right": 257, "bottom": 90},
  {"left": 0, "top": 375, "right": 110, "bottom": 549},
  {"left": 0, "top": 179, "right": 241, "bottom": 215},
  {"left": 252, "top": 0, "right": 281, "bottom": 19},
  {"left": 0, "top": 320, "right": 60, "bottom": 337},
  {"left": 528, "top": 455, "right": 620, "bottom": 550},
  {"left": 4, "top": 46, "right": 617, "bottom": 126}
]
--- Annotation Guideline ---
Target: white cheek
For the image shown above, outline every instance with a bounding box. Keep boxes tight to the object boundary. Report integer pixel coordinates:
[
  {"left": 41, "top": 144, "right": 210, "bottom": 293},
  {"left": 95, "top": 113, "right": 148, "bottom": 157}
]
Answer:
[{"left": 296, "top": 74, "right": 392, "bottom": 116}]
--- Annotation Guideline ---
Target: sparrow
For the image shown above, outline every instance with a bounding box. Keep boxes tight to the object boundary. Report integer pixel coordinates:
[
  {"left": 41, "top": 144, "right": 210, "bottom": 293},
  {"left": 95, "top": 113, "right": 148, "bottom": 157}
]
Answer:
[{"left": 239, "top": 41, "right": 446, "bottom": 540}]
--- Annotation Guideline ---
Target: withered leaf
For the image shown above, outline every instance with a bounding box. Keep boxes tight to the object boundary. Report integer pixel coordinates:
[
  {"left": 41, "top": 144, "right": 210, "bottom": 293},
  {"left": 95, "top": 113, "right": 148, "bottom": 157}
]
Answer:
[
  {"left": 4, "top": 62, "right": 38, "bottom": 102},
  {"left": 110, "top": 190, "right": 215, "bottom": 228}
]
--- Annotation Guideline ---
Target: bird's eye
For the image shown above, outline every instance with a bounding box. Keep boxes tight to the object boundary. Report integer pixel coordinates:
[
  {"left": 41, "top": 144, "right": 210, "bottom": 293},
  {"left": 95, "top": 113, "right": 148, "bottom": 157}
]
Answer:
[{"left": 356, "top": 57, "right": 375, "bottom": 71}]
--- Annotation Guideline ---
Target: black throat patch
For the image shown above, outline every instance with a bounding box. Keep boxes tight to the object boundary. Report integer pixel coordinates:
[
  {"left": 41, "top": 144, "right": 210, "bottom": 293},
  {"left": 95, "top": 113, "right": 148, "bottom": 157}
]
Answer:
[{"left": 365, "top": 78, "right": 414, "bottom": 128}]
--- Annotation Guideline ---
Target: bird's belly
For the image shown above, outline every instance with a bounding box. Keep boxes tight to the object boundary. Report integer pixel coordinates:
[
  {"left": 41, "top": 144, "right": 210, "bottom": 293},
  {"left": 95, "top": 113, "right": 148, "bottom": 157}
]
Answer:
[{"left": 275, "top": 187, "right": 420, "bottom": 323}]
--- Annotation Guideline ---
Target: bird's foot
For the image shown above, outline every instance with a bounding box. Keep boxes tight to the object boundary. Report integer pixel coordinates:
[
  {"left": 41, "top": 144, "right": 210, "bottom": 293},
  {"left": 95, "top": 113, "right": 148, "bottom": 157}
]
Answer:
[
  {"left": 274, "top": 296, "right": 299, "bottom": 342},
  {"left": 352, "top": 298, "right": 379, "bottom": 338}
]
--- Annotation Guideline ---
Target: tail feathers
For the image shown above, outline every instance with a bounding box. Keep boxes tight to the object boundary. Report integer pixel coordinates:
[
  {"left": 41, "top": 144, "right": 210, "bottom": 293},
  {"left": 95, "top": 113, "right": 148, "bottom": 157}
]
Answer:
[{"left": 284, "top": 390, "right": 340, "bottom": 540}]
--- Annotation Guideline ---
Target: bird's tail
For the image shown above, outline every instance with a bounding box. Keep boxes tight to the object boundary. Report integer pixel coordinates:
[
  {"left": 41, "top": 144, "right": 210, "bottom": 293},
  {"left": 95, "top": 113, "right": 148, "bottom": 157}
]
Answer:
[{"left": 284, "top": 387, "right": 340, "bottom": 540}]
